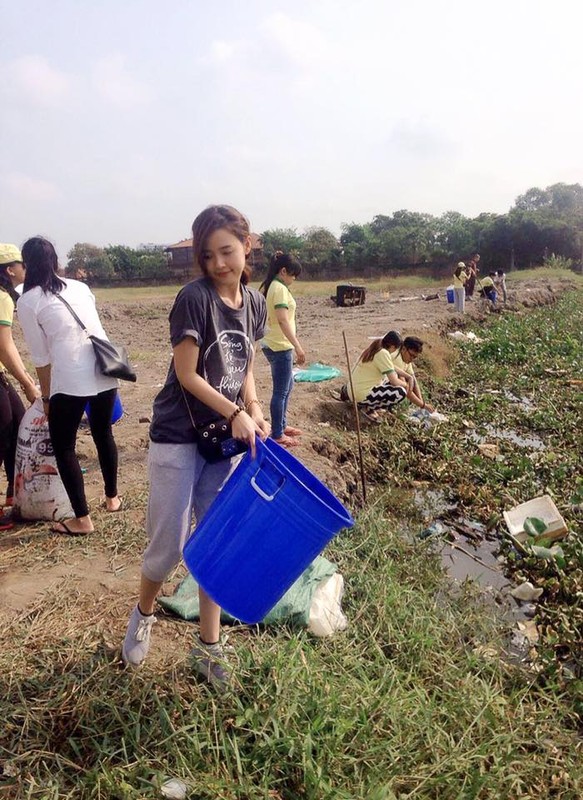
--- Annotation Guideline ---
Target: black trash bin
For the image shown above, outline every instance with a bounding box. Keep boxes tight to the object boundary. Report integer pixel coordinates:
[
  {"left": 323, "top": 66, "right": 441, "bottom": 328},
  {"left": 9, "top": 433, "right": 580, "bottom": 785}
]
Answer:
[{"left": 335, "top": 284, "right": 366, "bottom": 307}]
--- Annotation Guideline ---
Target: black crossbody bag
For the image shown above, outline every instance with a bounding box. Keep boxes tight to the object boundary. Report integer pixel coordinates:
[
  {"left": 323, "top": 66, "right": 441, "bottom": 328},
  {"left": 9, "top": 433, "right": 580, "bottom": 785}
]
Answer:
[
  {"left": 56, "top": 294, "right": 137, "bottom": 382},
  {"left": 179, "top": 384, "right": 247, "bottom": 463}
]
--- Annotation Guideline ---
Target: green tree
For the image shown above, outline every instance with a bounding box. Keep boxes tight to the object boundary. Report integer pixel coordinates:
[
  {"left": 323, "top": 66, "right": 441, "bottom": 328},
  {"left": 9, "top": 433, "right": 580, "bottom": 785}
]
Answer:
[
  {"left": 301, "top": 227, "right": 341, "bottom": 276},
  {"left": 66, "top": 243, "right": 114, "bottom": 280},
  {"left": 260, "top": 228, "right": 304, "bottom": 260},
  {"left": 434, "top": 211, "right": 474, "bottom": 259},
  {"left": 105, "top": 245, "right": 140, "bottom": 281}
]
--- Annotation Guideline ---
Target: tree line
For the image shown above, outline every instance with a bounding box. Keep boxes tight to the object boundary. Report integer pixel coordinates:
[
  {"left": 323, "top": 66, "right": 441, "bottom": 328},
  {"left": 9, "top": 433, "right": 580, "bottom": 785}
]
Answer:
[{"left": 67, "top": 182, "right": 583, "bottom": 283}]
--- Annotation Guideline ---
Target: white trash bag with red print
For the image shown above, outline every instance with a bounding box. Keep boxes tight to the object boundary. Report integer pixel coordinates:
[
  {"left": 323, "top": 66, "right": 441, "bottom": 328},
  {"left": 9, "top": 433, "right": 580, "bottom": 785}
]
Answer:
[{"left": 13, "top": 398, "right": 73, "bottom": 521}]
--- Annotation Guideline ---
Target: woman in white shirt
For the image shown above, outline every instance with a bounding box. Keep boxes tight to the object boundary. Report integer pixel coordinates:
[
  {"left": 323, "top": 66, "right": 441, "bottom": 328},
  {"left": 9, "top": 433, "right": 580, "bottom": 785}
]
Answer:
[{"left": 17, "top": 237, "right": 122, "bottom": 535}]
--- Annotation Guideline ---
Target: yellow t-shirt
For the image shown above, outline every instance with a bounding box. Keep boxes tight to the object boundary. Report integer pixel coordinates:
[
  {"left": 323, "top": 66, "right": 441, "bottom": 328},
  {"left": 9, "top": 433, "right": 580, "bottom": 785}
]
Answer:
[
  {"left": 262, "top": 278, "right": 296, "bottom": 352},
  {"left": 0, "top": 289, "right": 15, "bottom": 372},
  {"left": 348, "top": 348, "right": 395, "bottom": 403},
  {"left": 453, "top": 271, "right": 467, "bottom": 288},
  {"left": 480, "top": 276, "right": 495, "bottom": 289},
  {"left": 391, "top": 349, "right": 415, "bottom": 377}
]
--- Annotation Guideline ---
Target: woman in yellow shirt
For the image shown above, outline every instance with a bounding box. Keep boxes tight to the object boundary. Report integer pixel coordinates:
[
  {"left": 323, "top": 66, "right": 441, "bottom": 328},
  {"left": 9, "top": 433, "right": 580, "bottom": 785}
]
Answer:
[
  {"left": 452, "top": 262, "right": 468, "bottom": 313},
  {"left": 260, "top": 252, "right": 305, "bottom": 447},
  {"left": 343, "top": 330, "right": 411, "bottom": 418},
  {"left": 0, "top": 243, "right": 40, "bottom": 523}
]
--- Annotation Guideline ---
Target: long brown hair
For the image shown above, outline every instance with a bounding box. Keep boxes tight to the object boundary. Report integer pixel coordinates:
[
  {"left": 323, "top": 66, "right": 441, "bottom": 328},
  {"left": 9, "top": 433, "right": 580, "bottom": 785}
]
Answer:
[
  {"left": 191, "top": 205, "right": 252, "bottom": 285},
  {"left": 360, "top": 330, "right": 402, "bottom": 363}
]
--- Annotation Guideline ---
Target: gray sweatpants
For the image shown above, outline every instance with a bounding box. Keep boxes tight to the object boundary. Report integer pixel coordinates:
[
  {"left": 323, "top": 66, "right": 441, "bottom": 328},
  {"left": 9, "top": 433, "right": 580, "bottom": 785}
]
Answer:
[{"left": 142, "top": 441, "right": 242, "bottom": 582}]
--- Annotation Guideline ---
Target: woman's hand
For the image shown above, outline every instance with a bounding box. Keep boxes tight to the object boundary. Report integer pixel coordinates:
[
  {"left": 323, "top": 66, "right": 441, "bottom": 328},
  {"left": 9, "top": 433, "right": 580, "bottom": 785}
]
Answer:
[
  {"left": 295, "top": 345, "right": 306, "bottom": 366},
  {"left": 255, "top": 417, "right": 271, "bottom": 438},
  {"left": 24, "top": 383, "right": 41, "bottom": 404},
  {"left": 231, "top": 410, "right": 267, "bottom": 458}
]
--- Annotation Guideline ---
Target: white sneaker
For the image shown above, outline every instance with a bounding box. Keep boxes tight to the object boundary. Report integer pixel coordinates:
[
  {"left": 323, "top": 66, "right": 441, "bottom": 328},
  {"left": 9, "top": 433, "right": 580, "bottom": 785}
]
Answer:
[
  {"left": 122, "top": 605, "right": 156, "bottom": 667},
  {"left": 191, "top": 637, "right": 233, "bottom": 692}
]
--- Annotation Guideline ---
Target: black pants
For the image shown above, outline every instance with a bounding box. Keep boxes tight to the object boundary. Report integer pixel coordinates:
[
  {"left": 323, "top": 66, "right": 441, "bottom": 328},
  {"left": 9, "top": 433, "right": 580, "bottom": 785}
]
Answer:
[
  {"left": 0, "top": 374, "right": 25, "bottom": 501},
  {"left": 49, "top": 389, "right": 118, "bottom": 517}
]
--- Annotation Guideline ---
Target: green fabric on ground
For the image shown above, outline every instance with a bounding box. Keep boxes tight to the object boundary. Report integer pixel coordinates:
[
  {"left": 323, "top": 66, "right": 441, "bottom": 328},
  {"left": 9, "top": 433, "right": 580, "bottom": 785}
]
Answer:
[
  {"left": 158, "top": 556, "right": 337, "bottom": 627},
  {"left": 294, "top": 362, "right": 342, "bottom": 382}
]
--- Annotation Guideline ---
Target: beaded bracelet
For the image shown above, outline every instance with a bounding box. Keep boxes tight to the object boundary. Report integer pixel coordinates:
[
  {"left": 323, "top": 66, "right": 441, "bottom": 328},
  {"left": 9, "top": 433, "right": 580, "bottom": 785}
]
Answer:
[
  {"left": 227, "top": 406, "right": 243, "bottom": 424},
  {"left": 245, "top": 398, "right": 262, "bottom": 413}
]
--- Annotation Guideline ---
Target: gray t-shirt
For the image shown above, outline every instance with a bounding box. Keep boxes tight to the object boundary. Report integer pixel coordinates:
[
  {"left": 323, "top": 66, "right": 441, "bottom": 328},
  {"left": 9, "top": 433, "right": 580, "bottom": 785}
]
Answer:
[{"left": 150, "top": 277, "right": 266, "bottom": 444}]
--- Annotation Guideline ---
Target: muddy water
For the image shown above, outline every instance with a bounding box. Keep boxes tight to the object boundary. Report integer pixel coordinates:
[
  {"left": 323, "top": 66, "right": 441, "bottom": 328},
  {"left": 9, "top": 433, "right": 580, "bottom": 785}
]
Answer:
[
  {"left": 468, "top": 424, "right": 545, "bottom": 450},
  {"left": 413, "top": 489, "right": 526, "bottom": 622}
]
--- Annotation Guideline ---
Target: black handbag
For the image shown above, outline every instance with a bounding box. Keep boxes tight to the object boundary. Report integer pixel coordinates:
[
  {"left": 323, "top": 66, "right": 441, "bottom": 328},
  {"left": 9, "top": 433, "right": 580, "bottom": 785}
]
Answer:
[
  {"left": 56, "top": 295, "right": 137, "bottom": 382},
  {"left": 180, "top": 385, "right": 247, "bottom": 463}
]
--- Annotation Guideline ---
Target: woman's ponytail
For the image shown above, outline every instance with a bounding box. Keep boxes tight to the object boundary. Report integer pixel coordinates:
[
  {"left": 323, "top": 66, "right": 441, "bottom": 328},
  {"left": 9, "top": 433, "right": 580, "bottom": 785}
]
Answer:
[{"left": 259, "top": 251, "right": 302, "bottom": 295}]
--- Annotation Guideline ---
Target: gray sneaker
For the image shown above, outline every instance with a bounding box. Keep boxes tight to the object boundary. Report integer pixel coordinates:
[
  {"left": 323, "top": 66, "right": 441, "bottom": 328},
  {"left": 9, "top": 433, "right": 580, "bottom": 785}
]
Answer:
[
  {"left": 191, "top": 638, "right": 233, "bottom": 691},
  {"left": 122, "top": 605, "right": 157, "bottom": 667}
]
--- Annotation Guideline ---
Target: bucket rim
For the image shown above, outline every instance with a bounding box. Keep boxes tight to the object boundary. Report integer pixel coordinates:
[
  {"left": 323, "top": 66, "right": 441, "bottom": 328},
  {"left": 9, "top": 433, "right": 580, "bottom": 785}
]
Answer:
[{"left": 253, "top": 437, "right": 354, "bottom": 528}]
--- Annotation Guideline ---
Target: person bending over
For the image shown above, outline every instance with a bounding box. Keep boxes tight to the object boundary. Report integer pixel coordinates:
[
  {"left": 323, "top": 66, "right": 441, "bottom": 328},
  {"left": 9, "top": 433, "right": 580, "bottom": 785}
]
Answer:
[
  {"left": 391, "top": 336, "right": 435, "bottom": 412},
  {"left": 338, "top": 330, "right": 414, "bottom": 419}
]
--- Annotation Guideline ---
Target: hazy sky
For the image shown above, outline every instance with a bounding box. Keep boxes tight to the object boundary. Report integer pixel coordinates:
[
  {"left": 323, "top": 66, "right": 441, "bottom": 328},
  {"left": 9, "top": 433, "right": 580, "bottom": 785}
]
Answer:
[{"left": 1, "top": 0, "right": 582, "bottom": 257}]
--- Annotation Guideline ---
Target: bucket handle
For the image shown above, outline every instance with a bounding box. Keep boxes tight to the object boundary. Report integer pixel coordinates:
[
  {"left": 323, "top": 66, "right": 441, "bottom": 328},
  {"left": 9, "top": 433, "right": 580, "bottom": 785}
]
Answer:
[{"left": 250, "top": 471, "right": 285, "bottom": 502}]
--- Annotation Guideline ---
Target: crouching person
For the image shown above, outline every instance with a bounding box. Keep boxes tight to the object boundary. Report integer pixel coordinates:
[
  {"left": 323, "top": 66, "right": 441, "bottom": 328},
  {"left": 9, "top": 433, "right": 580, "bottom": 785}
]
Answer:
[{"left": 338, "top": 331, "right": 413, "bottom": 420}]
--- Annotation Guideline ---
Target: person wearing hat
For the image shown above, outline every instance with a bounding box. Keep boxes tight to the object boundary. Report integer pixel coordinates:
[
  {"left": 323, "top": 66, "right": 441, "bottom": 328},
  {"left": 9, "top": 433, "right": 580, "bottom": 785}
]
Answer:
[
  {"left": 0, "top": 243, "right": 40, "bottom": 526},
  {"left": 452, "top": 261, "right": 469, "bottom": 313}
]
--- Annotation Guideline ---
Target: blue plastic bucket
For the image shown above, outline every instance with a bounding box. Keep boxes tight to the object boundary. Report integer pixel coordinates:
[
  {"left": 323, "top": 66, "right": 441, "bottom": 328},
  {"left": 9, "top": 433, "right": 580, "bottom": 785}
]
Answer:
[
  {"left": 183, "top": 437, "right": 354, "bottom": 623},
  {"left": 446, "top": 287, "right": 455, "bottom": 304},
  {"left": 85, "top": 392, "right": 123, "bottom": 425}
]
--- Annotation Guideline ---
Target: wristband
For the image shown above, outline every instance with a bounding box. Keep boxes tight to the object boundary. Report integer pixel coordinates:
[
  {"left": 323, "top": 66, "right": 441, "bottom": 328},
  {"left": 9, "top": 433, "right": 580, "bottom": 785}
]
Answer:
[
  {"left": 41, "top": 395, "right": 50, "bottom": 403},
  {"left": 227, "top": 406, "right": 243, "bottom": 424}
]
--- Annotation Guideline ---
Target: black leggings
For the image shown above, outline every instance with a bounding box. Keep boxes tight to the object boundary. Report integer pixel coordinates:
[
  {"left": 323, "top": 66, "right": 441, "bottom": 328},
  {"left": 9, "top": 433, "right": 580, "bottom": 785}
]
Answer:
[
  {"left": 48, "top": 389, "right": 118, "bottom": 517},
  {"left": 0, "top": 374, "right": 25, "bottom": 500}
]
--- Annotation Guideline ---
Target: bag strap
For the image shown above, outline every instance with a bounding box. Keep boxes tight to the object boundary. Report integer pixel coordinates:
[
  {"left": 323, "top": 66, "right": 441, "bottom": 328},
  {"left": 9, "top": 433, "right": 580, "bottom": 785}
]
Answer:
[
  {"left": 55, "top": 293, "right": 88, "bottom": 333},
  {"left": 179, "top": 382, "right": 198, "bottom": 432}
]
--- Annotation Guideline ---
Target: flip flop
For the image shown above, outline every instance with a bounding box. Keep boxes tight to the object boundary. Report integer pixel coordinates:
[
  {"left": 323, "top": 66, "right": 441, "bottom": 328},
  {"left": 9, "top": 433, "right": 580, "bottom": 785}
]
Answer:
[
  {"left": 50, "top": 520, "right": 93, "bottom": 537},
  {"left": 105, "top": 497, "right": 124, "bottom": 513}
]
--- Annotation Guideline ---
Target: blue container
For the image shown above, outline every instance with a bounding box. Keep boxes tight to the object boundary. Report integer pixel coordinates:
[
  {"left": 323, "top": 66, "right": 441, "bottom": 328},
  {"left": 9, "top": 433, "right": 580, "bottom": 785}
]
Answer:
[
  {"left": 446, "top": 286, "right": 455, "bottom": 304},
  {"left": 85, "top": 392, "right": 123, "bottom": 425},
  {"left": 183, "top": 437, "right": 354, "bottom": 623}
]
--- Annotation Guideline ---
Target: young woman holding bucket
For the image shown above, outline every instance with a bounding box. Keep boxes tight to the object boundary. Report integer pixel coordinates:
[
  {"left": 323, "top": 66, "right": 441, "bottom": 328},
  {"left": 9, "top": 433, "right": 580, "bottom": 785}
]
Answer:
[
  {"left": 122, "top": 205, "right": 269, "bottom": 690},
  {"left": 16, "top": 237, "right": 123, "bottom": 535},
  {"left": 259, "top": 251, "right": 305, "bottom": 447},
  {"left": 0, "top": 243, "right": 40, "bottom": 527}
]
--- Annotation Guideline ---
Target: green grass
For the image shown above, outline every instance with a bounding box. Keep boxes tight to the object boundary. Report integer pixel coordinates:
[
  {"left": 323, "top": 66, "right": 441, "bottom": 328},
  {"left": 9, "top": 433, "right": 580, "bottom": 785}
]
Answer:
[
  {"left": 1, "top": 502, "right": 581, "bottom": 798},
  {"left": 2, "top": 284, "right": 582, "bottom": 799},
  {"left": 92, "top": 267, "right": 582, "bottom": 304},
  {"left": 505, "top": 267, "right": 582, "bottom": 283}
]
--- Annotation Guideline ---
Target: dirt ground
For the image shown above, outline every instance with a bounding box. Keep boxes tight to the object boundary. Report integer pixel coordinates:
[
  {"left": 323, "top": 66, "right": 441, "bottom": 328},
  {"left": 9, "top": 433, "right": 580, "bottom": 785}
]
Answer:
[{"left": 1, "top": 275, "right": 574, "bottom": 627}]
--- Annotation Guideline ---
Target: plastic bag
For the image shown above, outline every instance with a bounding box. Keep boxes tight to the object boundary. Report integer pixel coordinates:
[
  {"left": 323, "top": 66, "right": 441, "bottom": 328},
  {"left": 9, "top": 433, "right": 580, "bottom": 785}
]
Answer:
[
  {"left": 409, "top": 407, "right": 449, "bottom": 429},
  {"left": 159, "top": 556, "right": 348, "bottom": 636},
  {"left": 307, "top": 572, "right": 348, "bottom": 636},
  {"left": 293, "top": 362, "right": 342, "bottom": 383},
  {"left": 13, "top": 398, "right": 73, "bottom": 521}
]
